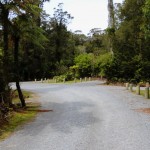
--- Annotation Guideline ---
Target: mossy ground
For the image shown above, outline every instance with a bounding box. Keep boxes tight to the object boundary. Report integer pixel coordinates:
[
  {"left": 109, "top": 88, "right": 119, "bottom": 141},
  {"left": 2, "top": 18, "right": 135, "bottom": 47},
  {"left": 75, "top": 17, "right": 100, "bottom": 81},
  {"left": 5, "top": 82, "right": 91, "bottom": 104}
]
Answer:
[{"left": 0, "top": 91, "right": 40, "bottom": 141}]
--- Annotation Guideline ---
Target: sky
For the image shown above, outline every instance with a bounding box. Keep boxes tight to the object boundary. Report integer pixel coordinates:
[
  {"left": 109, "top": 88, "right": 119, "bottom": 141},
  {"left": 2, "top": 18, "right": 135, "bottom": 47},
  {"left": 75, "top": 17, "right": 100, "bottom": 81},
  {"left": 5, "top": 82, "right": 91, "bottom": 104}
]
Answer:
[{"left": 43, "top": 0, "right": 123, "bottom": 35}]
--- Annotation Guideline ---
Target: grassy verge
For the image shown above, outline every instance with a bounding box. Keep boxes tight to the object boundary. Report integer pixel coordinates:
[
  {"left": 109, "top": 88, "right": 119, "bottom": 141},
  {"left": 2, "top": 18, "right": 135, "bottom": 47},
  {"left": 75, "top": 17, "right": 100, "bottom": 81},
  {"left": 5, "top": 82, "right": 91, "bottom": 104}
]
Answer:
[
  {"left": 45, "top": 79, "right": 91, "bottom": 84},
  {"left": 139, "top": 90, "right": 145, "bottom": 97},
  {"left": 0, "top": 91, "right": 40, "bottom": 141},
  {"left": 12, "top": 90, "right": 34, "bottom": 104},
  {"left": 133, "top": 89, "right": 146, "bottom": 97}
]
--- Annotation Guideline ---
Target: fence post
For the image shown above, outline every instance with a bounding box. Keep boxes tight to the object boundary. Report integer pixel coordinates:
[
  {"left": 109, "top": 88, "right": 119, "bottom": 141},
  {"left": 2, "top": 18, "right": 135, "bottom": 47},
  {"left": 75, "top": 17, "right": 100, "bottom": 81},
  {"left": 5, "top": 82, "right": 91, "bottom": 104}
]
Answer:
[
  {"left": 55, "top": 79, "right": 57, "bottom": 83},
  {"left": 129, "top": 84, "right": 133, "bottom": 92},
  {"left": 136, "top": 85, "right": 140, "bottom": 95},
  {"left": 145, "top": 87, "right": 149, "bottom": 99},
  {"left": 146, "top": 82, "right": 149, "bottom": 88},
  {"left": 80, "top": 78, "right": 82, "bottom": 82},
  {"left": 89, "top": 77, "right": 91, "bottom": 81},
  {"left": 85, "top": 77, "right": 87, "bottom": 82},
  {"left": 126, "top": 83, "right": 129, "bottom": 90}
]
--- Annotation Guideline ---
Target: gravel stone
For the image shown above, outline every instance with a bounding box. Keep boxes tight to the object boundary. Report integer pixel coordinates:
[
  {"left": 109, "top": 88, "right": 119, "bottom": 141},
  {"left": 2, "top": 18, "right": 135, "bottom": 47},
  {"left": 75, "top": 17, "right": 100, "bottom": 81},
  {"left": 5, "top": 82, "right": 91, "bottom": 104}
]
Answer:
[{"left": 1, "top": 81, "right": 150, "bottom": 150}]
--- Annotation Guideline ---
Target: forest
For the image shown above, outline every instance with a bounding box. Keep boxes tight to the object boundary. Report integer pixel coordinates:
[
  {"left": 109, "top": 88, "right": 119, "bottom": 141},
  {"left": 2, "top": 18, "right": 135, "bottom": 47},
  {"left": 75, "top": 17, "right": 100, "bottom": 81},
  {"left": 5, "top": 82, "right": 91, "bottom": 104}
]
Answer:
[{"left": 0, "top": 0, "right": 150, "bottom": 119}]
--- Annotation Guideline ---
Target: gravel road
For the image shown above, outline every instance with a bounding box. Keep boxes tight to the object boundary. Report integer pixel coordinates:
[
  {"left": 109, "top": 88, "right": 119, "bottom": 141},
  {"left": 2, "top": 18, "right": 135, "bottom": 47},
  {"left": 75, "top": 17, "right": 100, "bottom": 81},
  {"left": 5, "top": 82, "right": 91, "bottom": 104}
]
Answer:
[{"left": 1, "top": 81, "right": 150, "bottom": 150}]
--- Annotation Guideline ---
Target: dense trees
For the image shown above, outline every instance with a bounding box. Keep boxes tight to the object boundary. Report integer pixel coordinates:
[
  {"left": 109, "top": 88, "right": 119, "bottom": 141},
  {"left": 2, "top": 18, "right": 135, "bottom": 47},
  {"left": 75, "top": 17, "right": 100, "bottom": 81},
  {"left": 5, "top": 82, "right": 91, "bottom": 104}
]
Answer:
[
  {"left": 0, "top": 0, "right": 149, "bottom": 115},
  {"left": 43, "top": 3, "right": 74, "bottom": 75},
  {"left": 106, "top": 0, "right": 150, "bottom": 83},
  {"left": 0, "top": 0, "right": 46, "bottom": 109}
]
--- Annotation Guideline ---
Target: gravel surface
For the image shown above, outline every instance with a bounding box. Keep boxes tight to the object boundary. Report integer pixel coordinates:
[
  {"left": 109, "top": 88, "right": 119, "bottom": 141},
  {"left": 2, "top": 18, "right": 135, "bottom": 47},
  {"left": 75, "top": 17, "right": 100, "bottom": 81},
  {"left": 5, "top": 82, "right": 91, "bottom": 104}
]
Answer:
[{"left": 1, "top": 81, "right": 150, "bottom": 150}]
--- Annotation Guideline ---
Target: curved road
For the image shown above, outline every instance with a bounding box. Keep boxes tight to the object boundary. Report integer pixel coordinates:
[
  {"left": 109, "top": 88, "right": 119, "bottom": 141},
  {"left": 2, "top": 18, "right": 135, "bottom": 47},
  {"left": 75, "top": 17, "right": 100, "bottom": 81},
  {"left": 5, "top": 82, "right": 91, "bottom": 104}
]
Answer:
[{"left": 1, "top": 81, "right": 150, "bottom": 150}]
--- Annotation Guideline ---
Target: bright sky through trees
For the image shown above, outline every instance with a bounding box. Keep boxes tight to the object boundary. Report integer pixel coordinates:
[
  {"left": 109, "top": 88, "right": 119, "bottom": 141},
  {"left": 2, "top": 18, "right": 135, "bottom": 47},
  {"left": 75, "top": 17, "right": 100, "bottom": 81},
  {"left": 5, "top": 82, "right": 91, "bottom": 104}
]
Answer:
[{"left": 44, "top": 0, "right": 123, "bottom": 34}]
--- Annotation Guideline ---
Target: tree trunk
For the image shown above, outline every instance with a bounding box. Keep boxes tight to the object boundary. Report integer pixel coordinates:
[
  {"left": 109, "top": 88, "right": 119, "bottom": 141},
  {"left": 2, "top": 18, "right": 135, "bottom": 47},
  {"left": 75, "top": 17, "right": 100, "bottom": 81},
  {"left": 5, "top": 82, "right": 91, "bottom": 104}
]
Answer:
[
  {"left": 14, "top": 36, "right": 26, "bottom": 107},
  {"left": 1, "top": 4, "right": 9, "bottom": 97},
  {"left": 16, "top": 81, "right": 26, "bottom": 107}
]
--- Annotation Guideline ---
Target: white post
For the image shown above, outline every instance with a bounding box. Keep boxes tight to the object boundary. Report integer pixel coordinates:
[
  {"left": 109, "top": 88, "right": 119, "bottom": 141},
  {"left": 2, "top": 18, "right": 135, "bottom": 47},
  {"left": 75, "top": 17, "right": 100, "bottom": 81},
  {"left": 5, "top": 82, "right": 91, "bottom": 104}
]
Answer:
[
  {"left": 126, "top": 83, "right": 129, "bottom": 90},
  {"left": 129, "top": 84, "right": 133, "bottom": 92},
  {"left": 146, "top": 82, "right": 149, "bottom": 88},
  {"left": 55, "top": 79, "right": 57, "bottom": 83},
  {"left": 35, "top": 79, "right": 36, "bottom": 82},
  {"left": 80, "top": 78, "right": 82, "bottom": 82}
]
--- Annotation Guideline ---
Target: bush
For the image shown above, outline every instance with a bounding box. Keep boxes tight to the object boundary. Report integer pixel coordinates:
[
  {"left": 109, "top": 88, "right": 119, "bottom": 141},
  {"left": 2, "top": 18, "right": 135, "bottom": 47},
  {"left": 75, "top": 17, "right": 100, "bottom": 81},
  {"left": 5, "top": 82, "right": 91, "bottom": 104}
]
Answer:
[
  {"left": 53, "top": 75, "right": 66, "bottom": 82},
  {"left": 74, "top": 53, "right": 94, "bottom": 77}
]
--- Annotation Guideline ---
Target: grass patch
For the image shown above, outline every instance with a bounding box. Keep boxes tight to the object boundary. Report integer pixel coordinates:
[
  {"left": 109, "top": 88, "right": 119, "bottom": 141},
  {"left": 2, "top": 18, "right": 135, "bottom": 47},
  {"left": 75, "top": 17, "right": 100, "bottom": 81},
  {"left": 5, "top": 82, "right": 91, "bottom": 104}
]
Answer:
[
  {"left": 139, "top": 90, "right": 145, "bottom": 97},
  {"left": 12, "top": 90, "right": 34, "bottom": 104},
  {"left": 133, "top": 89, "right": 146, "bottom": 97},
  {"left": 46, "top": 79, "right": 90, "bottom": 84},
  {"left": 0, "top": 91, "right": 40, "bottom": 141}
]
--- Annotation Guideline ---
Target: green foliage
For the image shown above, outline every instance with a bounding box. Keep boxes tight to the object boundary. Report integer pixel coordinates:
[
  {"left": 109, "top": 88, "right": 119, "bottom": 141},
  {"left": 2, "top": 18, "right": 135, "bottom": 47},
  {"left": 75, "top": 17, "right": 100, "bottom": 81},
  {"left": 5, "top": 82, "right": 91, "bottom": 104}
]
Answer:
[
  {"left": 0, "top": 0, "right": 150, "bottom": 88},
  {"left": 53, "top": 72, "right": 74, "bottom": 82},
  {"left": 96, "top": 53, "right": 112, "bottom": 77},
  {"left": 103, "top": 0, "right": 150, "bottom": 83},
  {"left": 69, "top": 65, "right": 80, "bottom": 78},
  {"left": 74, "top": 53, "right": 94, "bottom": 77},
  {"left": 142, "top": 0, "right": 150, "bottom": 38},
  {"left": 53, "top": 75, "right": 66, "bottom": 82}
]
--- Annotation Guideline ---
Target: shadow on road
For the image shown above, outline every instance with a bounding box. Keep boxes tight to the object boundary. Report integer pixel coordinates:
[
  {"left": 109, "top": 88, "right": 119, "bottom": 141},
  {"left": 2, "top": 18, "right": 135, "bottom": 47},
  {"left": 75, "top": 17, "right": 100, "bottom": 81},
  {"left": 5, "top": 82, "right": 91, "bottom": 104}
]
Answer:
[{"left": 28, "top": 101, "right": 100, "bottom": 135}]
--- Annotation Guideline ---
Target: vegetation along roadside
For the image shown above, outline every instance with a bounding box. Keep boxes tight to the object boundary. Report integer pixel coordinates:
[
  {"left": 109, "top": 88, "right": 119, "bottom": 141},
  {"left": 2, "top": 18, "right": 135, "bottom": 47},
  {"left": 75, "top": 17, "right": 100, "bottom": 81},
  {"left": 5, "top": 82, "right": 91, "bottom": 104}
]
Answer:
[{"left": 0, "top": 91, "right": 40, "bottom": 141}]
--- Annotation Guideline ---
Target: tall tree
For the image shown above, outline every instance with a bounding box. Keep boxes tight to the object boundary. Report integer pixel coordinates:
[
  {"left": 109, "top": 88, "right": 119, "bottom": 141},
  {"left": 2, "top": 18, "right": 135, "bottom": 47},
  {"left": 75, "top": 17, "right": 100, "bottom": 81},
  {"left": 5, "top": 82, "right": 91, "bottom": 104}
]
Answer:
[
  {"left": 108, "top": 0, "right": 115, "bottom": 28},
  {"left": 43, "top": 3, "right": 74, "bottom": 75},
  {"left": 142, "top": 0, "right": 150, "bottom": 39},
  {"left": 10, "top": 0, "right": 44, "bottom": 107},
  {"left": 0, "top": 1, "right": 10, "bottom": 96},
  {"left": 107, "top": 0, "right": 115, "bottom": 54}
]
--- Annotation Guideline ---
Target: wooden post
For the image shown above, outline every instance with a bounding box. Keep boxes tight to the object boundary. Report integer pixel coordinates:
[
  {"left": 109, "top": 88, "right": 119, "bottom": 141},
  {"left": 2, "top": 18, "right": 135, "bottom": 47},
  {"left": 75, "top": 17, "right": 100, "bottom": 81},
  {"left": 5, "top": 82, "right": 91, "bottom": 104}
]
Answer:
[
  {"left": 63, "top": 78, "right": 65, "bottom": 83},
  {"left": 126, "top": 83, "right": 129, "bottom": 90},
  {"left": 85, "top": 77, "right": 87, "bottom": 82},
  {"left": 145, "top": 87, "right": 149, "bottom": 99},
  {"left": 74, "top": 78, "right": 76, "bottom": 83},
  {"left": 80, "top": 78, "right": 82, "bottom": 82},
  {"left": 89, "top": 77, "right": 91, "bottom": 81},
  {"left": 136, "top": 85, "right": 140, "bottom": 95},
  {"left": 129, "top": 84, "right": 133, "bottom": 92},
  {"left": 146, "top": 82, "right": 149, "bottom": 88}
]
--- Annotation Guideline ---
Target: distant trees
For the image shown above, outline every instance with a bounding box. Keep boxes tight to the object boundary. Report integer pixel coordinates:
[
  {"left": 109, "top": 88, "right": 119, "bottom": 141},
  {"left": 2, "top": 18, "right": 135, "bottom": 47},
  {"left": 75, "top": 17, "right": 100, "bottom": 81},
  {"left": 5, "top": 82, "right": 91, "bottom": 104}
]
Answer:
[
  {"left": 0, "top": 0, "right": 149, "bottom": 111},
  {"left": 41, "top": 3, "right": 75, "bottom": 76}
]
